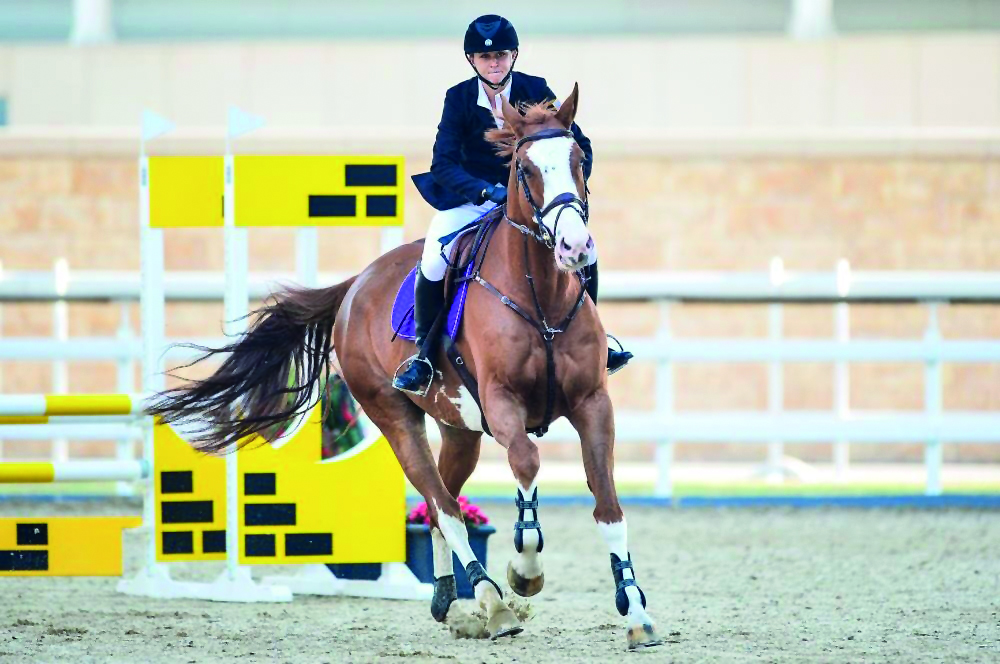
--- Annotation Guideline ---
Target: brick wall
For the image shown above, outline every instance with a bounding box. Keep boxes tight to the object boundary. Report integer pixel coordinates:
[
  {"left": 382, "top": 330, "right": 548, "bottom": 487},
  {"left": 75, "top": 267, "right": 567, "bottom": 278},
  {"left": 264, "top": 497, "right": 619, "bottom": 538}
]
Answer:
[{"left": 2, "top": 154, "right": 998, "bottom": 462}]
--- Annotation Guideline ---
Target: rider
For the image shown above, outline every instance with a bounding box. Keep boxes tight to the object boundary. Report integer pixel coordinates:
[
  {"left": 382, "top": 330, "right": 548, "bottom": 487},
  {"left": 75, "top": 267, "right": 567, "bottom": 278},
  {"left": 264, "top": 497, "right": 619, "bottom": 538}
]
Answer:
[{"left": 393, "top": 14, "right": 632, "bottom": 395}]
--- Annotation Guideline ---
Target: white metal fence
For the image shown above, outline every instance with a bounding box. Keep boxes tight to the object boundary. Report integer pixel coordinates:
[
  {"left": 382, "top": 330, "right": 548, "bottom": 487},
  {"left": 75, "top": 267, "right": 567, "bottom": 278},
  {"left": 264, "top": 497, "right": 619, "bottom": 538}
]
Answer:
[{"left": 2, "top": 262, "right": 1000, "bottom": 497}]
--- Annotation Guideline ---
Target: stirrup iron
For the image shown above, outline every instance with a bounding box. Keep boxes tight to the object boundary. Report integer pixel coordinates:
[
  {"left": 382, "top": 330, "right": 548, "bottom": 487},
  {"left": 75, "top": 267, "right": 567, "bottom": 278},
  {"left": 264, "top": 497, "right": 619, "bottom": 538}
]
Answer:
[{"left": 392, "top": 353, "right": 434, "bottom": 397}]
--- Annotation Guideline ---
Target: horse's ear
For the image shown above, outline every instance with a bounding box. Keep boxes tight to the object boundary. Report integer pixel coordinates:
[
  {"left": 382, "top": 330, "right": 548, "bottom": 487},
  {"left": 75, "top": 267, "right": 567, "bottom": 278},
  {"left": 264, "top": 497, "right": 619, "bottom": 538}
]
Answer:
[
  {"left": 554, "top": 83, "right": 579, "bottom": 128},
  {"left": 500, "top": 95, "right": 524, "bottom": 135}
]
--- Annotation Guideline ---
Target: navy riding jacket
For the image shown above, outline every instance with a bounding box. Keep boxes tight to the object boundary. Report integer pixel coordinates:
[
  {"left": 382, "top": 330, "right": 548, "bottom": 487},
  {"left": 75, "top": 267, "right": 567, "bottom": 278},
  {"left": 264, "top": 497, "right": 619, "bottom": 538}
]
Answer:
[{"left": 412, "top": 72, "right": 593, "bottom": 211}]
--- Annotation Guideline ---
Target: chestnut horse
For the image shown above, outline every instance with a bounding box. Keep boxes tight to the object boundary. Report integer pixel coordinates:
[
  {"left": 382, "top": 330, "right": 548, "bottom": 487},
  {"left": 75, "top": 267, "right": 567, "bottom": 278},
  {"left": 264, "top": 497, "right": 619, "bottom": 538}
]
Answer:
[{"left": 148, "top": 85, "right": 662, "bottom": 650}]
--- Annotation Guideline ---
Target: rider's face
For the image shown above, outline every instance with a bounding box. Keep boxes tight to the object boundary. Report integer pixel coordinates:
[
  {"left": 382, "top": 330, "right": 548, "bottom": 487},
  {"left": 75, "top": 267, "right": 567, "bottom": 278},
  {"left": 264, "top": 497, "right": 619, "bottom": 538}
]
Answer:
[{"left": 469, "top": 50, "right": 515, "bottom": 85}]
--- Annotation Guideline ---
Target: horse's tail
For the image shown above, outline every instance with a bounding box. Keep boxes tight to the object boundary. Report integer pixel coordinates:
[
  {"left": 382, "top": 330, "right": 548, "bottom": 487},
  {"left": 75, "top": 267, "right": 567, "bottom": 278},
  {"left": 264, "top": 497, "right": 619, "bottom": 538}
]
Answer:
[{"left": 146, "top": 276, "right": 358, "bottom": 455}]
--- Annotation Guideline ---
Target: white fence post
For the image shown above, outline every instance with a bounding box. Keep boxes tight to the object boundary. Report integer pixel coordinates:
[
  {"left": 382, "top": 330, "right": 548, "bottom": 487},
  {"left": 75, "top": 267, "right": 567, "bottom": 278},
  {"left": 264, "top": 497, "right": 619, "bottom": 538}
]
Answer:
[
  {"left": 380, "top": 227, "right": 405, "bottom": 256},
  {"left": 766, "top": 257, "right": 785, "bottom": 484},
  {"left": 924, "top": 302, "right": 944, "bottom": 496},
  {"left": 834, "top": 258, "right": 852, "bottom": 482},
  {"left": 653, "top": 301, "right": 674, "bottom": 498},
  {"left": 115, "top": 300, "right": 135, "bottom": 495},
  {"left": 52, "top": 258, "right": 70, "bottom": 463}
]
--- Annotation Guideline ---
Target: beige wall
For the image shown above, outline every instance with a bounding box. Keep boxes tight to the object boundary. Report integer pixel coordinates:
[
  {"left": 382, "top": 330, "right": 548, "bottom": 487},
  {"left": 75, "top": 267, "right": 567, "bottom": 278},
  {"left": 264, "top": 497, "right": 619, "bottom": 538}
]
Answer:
[
  {"left": 0, "top": 34, "right": 998, "bottom": 134},
  {"left": 1, "top": 34, "right": 998, "bottom": 462}
]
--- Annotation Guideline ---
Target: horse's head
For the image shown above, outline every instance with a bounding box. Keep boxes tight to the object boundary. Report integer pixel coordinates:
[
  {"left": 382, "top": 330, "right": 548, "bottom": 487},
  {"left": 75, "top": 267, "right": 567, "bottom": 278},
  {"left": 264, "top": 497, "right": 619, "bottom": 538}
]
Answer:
[{"left": 495, "top": 84, "right": 594, "bottom": 272}]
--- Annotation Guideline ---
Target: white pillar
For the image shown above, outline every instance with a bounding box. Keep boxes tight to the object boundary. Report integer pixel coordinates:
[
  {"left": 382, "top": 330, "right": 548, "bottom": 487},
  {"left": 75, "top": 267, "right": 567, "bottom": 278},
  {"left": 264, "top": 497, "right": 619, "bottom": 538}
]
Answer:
[
  {"left": 71, "top": 0, "right": 115, "bottom": 45},
  {"left": 139, "top": 151, "right": 165, "bottom": 574},
  {"left": 788, "top": 0, "right": 836, "bottom": 40},
  {"left": 223, "top": 153, "right": 248, "bottom": 580}
]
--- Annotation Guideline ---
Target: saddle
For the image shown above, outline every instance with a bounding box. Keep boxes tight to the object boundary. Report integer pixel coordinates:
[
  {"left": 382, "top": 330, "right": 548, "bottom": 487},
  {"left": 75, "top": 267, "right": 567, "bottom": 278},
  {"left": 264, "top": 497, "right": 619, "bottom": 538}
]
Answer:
[{"left": 389, "top": 208, "right": 503, "bottom": 344}]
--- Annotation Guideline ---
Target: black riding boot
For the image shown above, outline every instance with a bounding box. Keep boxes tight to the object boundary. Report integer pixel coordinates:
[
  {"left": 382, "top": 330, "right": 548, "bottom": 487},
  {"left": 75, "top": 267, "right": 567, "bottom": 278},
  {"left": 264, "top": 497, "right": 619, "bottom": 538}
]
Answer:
[
  {"left": 585, "top": 263, "right": 633, "bottom": 375},
  {"left": 392, "top": 272, "right": 446, "bottom": 395}
]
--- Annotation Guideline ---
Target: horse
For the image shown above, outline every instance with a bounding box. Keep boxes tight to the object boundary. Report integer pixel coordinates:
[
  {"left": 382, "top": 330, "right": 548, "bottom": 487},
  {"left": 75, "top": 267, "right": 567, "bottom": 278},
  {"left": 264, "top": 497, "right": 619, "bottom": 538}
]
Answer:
[{"left": 148, "top": 84, "right": 663, "bottom": 651}]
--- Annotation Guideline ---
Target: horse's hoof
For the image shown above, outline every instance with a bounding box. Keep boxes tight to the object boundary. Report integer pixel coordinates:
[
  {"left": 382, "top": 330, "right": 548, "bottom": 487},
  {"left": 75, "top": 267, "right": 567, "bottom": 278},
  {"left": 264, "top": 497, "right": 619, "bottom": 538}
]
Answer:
[
  {"left": 626, "top": 622, "right": 663, "bottom": 651},
  {"left": 507, "top": 560, "right": 544, "bottom": 597},
  {"left": 487, "top": 605, "right": 523, "bottom": 640}
]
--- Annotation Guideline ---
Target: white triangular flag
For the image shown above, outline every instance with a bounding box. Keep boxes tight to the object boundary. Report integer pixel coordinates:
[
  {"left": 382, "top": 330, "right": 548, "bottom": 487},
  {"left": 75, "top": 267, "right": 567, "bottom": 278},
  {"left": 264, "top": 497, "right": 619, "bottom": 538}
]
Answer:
[
  {"left": 227, "top": 106, "right": 265, "bottom": 139},
  {"left": 141, "top": 109, "right": 175, "bottom": 142}
]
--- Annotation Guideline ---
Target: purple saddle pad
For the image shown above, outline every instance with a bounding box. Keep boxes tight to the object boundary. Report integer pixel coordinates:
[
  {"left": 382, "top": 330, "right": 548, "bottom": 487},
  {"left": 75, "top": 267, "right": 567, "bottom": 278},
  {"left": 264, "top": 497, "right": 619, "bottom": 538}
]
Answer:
[{"left": 390, "top": 262, "right": 474, "bottom": 342}]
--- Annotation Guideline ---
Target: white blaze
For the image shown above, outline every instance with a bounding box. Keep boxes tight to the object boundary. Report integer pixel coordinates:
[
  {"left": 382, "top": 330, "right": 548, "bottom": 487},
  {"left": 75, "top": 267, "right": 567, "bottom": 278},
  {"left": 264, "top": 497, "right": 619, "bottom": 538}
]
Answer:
[{"left": 526, "top": 137, "right": 589, "bottom": 249}]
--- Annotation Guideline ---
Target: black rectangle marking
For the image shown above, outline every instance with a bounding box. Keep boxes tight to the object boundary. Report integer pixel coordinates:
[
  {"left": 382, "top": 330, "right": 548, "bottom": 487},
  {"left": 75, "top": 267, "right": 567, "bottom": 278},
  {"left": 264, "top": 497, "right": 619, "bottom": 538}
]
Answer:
[
  {"left": 202, "top": 530, "right": 227, "bottom": 554},
  {"left": 161, "top": 500, "right": 213, "bottom": 524},
  {"left": 16, "top": 523, "right": 47, "bottom": 546},
  {"left": 366, "top": 195, "right": 396, "bottom": 217},
  {"left": 285, "top": 533, "right": 333, "bottom": 557},
  {"left": 162, "top": 531, "right": 194, "bottom": 555},
  {"left": 244, "top": 473, "right": 276, "bottom": 496},
  {"left": 245, "top": 534, "right": 275, "bottom": 557},
  {"left": 309, "top": 195, "right": 356, "bottom": 217},
  {"left": 244, "top": 503, "right": 296, "bottom": 527},
  {"left": 0, "top": 550, "right": 48, "bottom": 571},
  {"left": 345, "top": 164, "right": 397, "bottom": 187},
  {"left": 160, "top": 471, "right": 193, "bottom": 494}
]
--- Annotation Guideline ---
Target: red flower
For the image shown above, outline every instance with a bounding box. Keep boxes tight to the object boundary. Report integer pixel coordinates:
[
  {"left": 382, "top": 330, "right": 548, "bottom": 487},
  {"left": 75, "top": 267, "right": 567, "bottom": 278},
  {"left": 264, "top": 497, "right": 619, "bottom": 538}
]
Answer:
[{"left": 406, "top": 496, "right": 490, "bottom": 526}]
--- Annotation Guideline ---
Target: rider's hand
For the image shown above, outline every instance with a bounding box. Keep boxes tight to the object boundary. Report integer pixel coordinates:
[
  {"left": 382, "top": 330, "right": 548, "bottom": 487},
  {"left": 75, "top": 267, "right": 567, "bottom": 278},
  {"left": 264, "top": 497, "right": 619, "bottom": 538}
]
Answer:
[{"left": 482, "top": 184, "right": 508, "bottom": 205}]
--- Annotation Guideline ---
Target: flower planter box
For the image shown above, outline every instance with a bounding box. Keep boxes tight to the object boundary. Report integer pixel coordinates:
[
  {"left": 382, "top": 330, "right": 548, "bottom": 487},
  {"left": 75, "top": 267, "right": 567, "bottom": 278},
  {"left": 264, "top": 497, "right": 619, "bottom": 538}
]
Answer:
[
  {"left": 324, "top": 524, "right": 496, "bottom": 598},
  {"left": 404, "top": 523, "right": 496, "bottom": 599}
]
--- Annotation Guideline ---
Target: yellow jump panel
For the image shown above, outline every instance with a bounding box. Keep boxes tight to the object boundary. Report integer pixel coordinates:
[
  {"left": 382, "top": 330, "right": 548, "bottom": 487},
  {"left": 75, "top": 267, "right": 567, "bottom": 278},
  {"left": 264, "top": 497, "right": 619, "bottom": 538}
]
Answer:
[
  {"left": 234, "top": 155, "right": 404, "bottom": 227},
  {"left": 149, "top": 156, "right": 225, "bottom": 228},
  {"left": 238, "top": 406, "right": 406, "bottom": 564},
  {"left": 0, "top": 517, "right": 140, "bottom": 576},
  {"left": 153, "top": 419, "right": 227, "bottom": 562}
]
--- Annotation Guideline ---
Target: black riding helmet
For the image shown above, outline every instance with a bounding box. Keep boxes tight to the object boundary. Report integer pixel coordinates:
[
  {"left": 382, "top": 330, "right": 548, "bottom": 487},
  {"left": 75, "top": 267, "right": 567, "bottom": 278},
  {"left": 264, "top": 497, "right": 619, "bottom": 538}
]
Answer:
[{"left": 464, "top": 15, "right": 519, "bottom": 91}]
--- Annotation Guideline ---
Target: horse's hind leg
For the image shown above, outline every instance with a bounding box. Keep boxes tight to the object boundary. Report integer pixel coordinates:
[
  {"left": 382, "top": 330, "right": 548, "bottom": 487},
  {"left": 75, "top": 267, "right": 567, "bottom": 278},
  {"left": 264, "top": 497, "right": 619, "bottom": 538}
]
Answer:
[
  {"left": 568, "top": 389, "right": 663, "bottom": 651},
  {"left": 428, "top": 424, "right": 482, "bottom": 623},
  {"left": 362, "top": 390, "right": 519, "bottom": 638},
  {"left": 481, "top": 386, "right": 545, "bottom": 598}
]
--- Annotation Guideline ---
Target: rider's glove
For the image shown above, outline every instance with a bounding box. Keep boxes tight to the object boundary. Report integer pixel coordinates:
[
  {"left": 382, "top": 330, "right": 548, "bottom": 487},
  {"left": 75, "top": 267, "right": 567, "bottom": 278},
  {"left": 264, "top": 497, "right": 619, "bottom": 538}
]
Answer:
[{"left": 481, "top": 184, "right": 508, "bottom": 205}]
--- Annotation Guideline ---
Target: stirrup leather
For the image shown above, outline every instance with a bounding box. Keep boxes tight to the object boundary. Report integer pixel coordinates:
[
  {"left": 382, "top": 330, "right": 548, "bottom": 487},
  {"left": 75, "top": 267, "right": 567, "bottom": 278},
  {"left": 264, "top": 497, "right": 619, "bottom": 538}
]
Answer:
[{"left": 392, "top": 353, "right": 434, "bottom": 396}]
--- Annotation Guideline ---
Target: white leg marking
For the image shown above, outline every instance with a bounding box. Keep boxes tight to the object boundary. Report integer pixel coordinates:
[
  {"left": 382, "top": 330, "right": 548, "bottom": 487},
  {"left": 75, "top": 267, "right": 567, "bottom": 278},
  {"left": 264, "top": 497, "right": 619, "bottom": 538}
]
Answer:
[
  {"left": 597, "top": 519, "right": 654, "bottom": 627},
  {"left": 433, "top": 499, "right": 503, "bottom": 609},
  {"left": 512, "top": 479, "right": 542, "bottom": 578},
  {"left": 448, "top": 385, "right": 484, "bottom": 432},
  {"left": 431, "top": 526, "right": 454, "bottom": 579}
]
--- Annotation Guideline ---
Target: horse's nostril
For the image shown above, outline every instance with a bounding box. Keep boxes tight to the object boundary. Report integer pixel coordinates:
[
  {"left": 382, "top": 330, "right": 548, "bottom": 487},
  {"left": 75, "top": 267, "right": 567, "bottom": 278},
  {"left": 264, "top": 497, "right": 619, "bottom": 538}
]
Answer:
[
  {"left": 560, "top": 238, "right": 571, "bottom": 252},
  {"left": 586, "top": 238, "right": 594, "bottom": 249}
]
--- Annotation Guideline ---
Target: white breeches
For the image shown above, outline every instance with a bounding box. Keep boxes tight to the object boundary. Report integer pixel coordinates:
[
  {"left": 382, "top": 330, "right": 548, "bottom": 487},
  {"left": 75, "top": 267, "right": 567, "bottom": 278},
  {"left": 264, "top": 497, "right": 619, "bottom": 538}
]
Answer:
[{"left": 420, "top": 201, "right": 497, "bottom": 281}]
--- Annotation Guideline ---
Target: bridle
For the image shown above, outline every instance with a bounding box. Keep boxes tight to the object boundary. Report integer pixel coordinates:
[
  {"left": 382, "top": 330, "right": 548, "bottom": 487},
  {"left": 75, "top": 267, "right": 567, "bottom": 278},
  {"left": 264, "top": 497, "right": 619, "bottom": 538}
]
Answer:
[{"left": 507, "top": 127, "right": 590, "bottom": 250}]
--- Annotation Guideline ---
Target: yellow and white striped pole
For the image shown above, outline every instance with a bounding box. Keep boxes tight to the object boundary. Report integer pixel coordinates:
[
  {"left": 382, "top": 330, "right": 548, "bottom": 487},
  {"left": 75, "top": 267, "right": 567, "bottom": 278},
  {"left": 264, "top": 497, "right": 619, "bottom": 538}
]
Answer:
[
  {"left": 0, "top": 393, "right": 150, "bottom": 421},
  {"left": 0, "top": 460, "right": 148, "bottom": 483}
]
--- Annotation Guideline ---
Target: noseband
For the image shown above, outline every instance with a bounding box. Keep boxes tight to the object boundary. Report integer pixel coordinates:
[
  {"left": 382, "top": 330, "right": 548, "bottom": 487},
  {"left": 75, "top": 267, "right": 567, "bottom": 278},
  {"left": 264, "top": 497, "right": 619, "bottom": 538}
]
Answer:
[{"left": 511, "top": 127, "right": 590, "bottom": 249}]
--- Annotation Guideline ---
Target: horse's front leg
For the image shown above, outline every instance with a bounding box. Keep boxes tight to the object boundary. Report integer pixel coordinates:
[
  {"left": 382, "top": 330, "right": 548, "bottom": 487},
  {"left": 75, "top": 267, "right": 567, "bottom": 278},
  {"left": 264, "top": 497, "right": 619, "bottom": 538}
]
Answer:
[
  {"left": 568, "top": 388, "right": 663, "bottom": 651},
  {"left": 482, "top": 383, "right": 545, "bottom": 597}
]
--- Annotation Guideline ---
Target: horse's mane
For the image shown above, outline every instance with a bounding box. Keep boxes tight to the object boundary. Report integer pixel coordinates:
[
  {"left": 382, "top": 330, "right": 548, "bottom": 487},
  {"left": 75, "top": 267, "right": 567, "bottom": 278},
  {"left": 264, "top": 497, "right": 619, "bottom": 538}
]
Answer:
[{"left": 484, "top": 102, "right": 558, "bottom": 158}]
